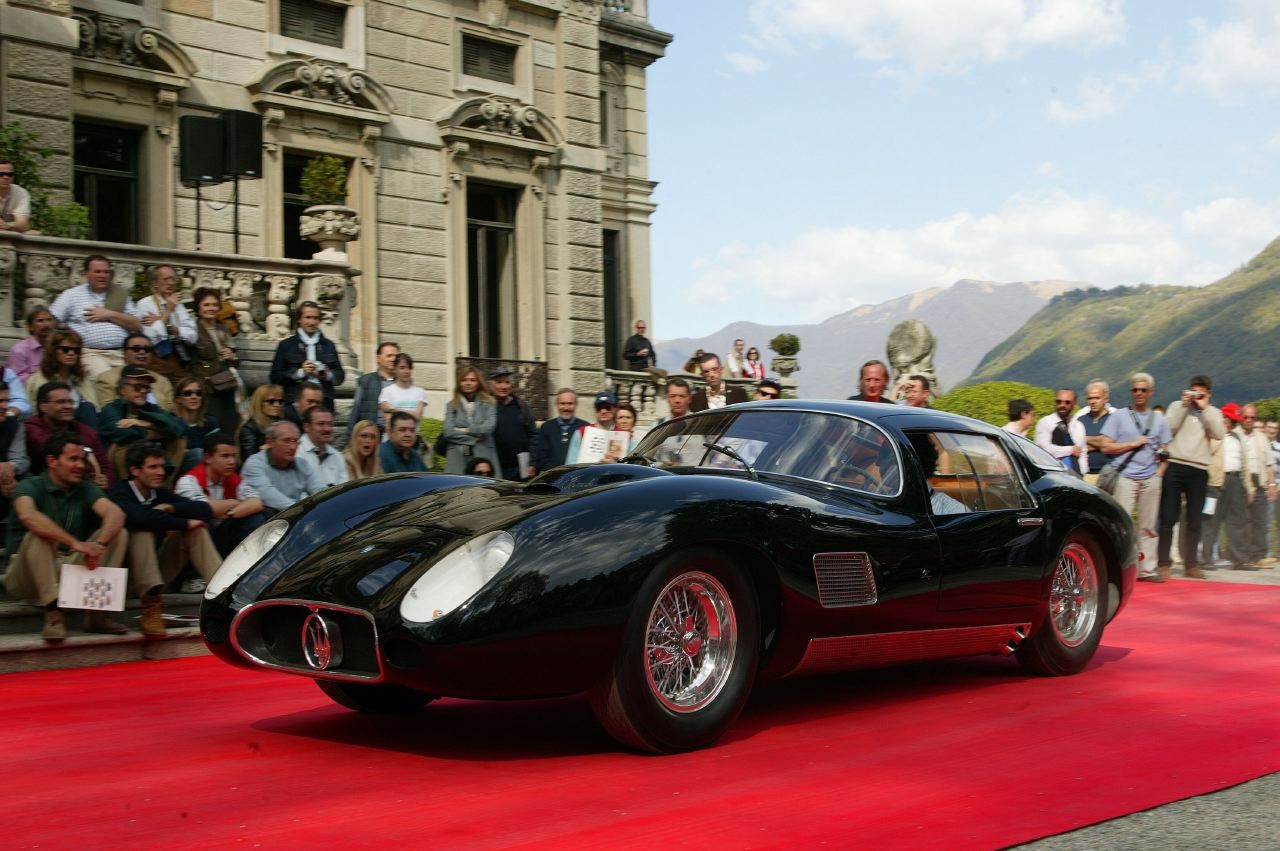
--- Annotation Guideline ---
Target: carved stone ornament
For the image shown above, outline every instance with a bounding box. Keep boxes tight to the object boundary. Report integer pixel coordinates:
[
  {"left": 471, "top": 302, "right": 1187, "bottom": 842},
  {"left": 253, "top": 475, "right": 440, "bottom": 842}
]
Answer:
[
  {"left": 469, "top": 99, "right": 541, "bottom": 138},
  {"left": 73, "top": 12, "right": 197, "bottom": 76},
  {"left": 886, "top": 319, "right": 940, "bottom": 396},
  {"left": 299, "top": 205, "right": 362, "bottom": 260},
  {"left": 285, "top": 61, "right": 376, "bottom": 107}
]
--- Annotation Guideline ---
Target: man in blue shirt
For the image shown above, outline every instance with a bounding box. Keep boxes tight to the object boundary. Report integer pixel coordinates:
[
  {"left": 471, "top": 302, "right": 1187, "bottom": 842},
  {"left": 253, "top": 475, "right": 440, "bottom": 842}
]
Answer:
[
  {"left": 242, "top": 420, "right": 325, "bottom": 513},
  {"left": 380, "top": 411, "right": 427, "bottom": 473}
]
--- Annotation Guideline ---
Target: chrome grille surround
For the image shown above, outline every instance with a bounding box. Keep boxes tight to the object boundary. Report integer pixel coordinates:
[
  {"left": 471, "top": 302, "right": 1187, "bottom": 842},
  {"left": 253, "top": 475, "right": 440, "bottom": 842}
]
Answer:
[
  {"left": 231, "top": 599, "right": 384, "bottom": 683},
  {"left": 813, "top": 552, "right": 877, "bottom": 607}
]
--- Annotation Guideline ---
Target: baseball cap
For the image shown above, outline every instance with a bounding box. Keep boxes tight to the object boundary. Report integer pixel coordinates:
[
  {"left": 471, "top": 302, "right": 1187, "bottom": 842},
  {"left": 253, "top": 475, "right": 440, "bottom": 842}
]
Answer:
[
  {"left": 1221, "top": 402, "right": 1243, "bottom": 422},
  {"left": 594, "top": 390, "right": 617, "bottom": 408},
  {"left": 488, "top": 364, "right": 514, "bottom": 379},
  {"left": 120, "top": 365, "right": 156, "bottom": 383}
]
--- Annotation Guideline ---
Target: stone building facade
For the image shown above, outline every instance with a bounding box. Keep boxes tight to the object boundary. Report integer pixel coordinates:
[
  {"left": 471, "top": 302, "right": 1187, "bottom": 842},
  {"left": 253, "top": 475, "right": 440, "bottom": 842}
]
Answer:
[{"left": 0, "top": 0, "right": 670, "bottom": 399}]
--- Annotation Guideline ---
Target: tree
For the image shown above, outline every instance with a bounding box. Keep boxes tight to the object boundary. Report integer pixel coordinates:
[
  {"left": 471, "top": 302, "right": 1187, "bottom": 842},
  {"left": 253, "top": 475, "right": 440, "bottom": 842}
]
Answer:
[
  {"left": 0, "top": 123, "right": 89, "bottom": 238},
  {"left": 934, "top": 381, "right": 1056, "bottom": 432}
]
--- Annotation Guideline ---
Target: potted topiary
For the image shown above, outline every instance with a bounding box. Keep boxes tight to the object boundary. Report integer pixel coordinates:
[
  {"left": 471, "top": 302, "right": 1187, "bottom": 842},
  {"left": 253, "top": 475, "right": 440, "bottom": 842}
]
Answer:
[
  {"left": 768, "top": 333, "right": 801, "bottom": 377},
  {"left": 298, "top": 154, "right": 360, "bottom": 258}
]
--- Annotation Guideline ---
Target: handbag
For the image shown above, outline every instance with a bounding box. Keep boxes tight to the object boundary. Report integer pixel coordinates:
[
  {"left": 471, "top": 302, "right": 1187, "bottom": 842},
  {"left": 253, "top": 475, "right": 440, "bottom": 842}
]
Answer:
[
  {"left": 206, "top": 368, "right": 238, "bottom": 392},
  {"left": 1096, "top": 411, "right": 1152, "bottom": 495}
]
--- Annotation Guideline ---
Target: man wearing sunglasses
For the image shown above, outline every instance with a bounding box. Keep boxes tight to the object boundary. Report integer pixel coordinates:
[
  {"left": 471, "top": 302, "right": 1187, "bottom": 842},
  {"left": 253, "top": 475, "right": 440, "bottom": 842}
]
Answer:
[
  {"left": 94, "top": 333, "right": 175, "bottom": 409},
  {"left": 97, "top": 367, "right": 186, "bottom": 482},
  {"left": 0, "top": 159, "right": 33, "bottom": 233},
  {"left": 49, "top": 254, "right": 141, "bottom": 378},
  {"left": 1035, "top": 388, "right": 1087, "bottom": 474}
]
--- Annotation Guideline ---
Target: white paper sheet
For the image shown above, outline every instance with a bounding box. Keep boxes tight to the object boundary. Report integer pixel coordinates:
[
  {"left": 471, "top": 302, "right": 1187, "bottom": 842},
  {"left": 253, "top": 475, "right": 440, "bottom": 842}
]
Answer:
[{"left": 57, "top": 563, "right": 127, "bottom": 611}]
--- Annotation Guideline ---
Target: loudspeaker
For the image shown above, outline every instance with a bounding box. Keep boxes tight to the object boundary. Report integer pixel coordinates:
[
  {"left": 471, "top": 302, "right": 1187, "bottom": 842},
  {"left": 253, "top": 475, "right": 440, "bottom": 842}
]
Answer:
[
  {"left": 179, "top": 116, "right": 225, "bottom": 185},
  {"left": 222, "top": 109, "right": 262, "bottom": 178}
]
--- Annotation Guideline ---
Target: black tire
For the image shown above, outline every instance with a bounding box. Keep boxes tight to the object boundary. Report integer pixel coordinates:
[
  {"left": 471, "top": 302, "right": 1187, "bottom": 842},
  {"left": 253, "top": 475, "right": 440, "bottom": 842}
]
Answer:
[
  {"left": 317, "top": 680, "right": 436, "bottom": 713},
  {"left": 1016, "top": 530, "right": 1107, "bottom": 676},
  {"left": 590, "top": 549, "right": 759, "bottom": 754}
]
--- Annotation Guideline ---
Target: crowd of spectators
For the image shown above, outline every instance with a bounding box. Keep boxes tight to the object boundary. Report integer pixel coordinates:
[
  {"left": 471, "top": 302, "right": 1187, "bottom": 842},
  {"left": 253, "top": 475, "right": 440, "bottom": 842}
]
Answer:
[{"left": 4, "top": 290, "right": 1276, "bottom": 645}]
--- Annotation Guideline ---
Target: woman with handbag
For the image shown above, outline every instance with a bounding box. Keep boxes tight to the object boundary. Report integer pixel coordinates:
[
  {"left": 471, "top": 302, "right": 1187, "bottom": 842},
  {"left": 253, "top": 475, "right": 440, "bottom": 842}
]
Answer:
[
  {"left": 441, "top": 365, "right": 499, "bottom": 474},
  {"left": 191, "top": 287, "right": 242, "bottom": 434}
]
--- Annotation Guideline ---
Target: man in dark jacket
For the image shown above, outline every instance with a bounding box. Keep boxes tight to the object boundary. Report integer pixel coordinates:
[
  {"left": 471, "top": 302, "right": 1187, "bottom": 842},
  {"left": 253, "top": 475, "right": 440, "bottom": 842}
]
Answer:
[
  {"left": 269, "top": 300, "right": 345, "bottom": 404},
  {"left": 108, "top": 441, "right": 220, "bottom": 635},
  {"left": 26, "top": 381, "right": 112, "bottom": 486},
  {"left": 347, "top": 341, "right": 398, "bottom": 437},
  {"left": 689, "top": 353, "right": 748, "bottom": 412},
  {"left": 97, "top": 366, "right": 186, "bottom": 480},
  {"left": 623, "top": 319, "right": 656, "bottom": 371},
  {"left": 489, "top": 365, "right": 536, "bottom": 480},
  {"left": 531, "top": 388, "right": 588, "bottom": 474}
]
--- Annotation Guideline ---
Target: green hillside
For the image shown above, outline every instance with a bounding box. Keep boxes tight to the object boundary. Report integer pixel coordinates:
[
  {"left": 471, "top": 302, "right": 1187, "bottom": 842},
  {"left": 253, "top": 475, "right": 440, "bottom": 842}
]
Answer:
[{"left": 964, "top": 237, "right": 1280, "bottom": 404}]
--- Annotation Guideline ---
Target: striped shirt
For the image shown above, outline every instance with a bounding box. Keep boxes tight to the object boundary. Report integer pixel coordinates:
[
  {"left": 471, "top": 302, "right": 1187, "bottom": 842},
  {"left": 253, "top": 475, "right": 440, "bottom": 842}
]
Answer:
[{"left": 49, "top": 283, "right": 139, "bottom": 350}]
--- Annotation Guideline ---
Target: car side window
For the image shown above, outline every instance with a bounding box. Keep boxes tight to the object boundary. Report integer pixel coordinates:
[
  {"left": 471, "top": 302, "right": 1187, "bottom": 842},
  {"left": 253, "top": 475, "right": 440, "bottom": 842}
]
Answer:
[{"left": 909, "top": 430, "right": 1035, "bottom": 514}]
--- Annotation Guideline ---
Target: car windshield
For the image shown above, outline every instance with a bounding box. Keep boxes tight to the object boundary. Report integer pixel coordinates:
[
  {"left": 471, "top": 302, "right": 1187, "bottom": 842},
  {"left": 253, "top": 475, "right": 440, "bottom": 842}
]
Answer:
[{"left": 633, "top": 409, "right": 901, "bottom": 497}]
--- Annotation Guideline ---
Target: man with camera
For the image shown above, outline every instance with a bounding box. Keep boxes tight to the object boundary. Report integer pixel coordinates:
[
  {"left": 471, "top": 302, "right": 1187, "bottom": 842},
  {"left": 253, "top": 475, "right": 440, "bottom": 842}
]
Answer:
[
  {"left": 1099, "top": 372, "right": 1172, "bottom": 581},
  {"left": 1155, "top": 375, "right": 1225, "bottom": 579}
]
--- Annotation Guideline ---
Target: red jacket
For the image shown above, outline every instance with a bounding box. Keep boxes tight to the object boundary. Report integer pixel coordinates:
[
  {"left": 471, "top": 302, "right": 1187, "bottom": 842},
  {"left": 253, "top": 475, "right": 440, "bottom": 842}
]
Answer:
[{"left": 185, "top": 461, "right": 243, "bottom": 500}]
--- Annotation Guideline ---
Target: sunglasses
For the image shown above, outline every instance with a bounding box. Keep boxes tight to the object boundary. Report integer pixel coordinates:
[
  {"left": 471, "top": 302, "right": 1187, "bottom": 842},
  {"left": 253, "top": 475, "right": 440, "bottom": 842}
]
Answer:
[
  {"left": 123, "top": 382, "right": 151, "bottom": 392},
  {"left": 126, "top": 345, "right": 153, "bottom": 353},
  {"left": 0, "top": 171, "right": 14, "bottom": 178},
  {"left": 1054, "top": 399, "right": 1073, "bottom": 405},
  {"left": 178, "top": 390, "right": 204, "bottom": 398},
  {"left": 758, "top": 391, "right": 779, "bottom": 399},
  {"left": 1131, "top": 387, "right": 1151, "bottom": 392},
  {"left": 264, "top": 398, "right": 284, "bottom": 404},
  {"left": 56, "top": 345, "right": 82, "bottom": 354}
]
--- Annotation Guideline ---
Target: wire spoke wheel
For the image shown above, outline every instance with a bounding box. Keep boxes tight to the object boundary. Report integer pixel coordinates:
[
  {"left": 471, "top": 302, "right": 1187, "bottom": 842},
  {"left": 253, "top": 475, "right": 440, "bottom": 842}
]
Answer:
[
  {"left": 1050, "top": 542, "right": 1099, "bottom": 648},
  {"left": 644, "top": 571, "right": 737, "bottom": 712}
]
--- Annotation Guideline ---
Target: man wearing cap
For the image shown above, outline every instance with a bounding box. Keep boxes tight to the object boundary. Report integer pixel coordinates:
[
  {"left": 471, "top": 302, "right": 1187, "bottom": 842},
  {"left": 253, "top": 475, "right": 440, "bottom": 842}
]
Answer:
[
  {"left": 94, "top": 332, "right": 175, "bottom": 410},
  {"left": 97, "top": 366, "right": 187, "bottom": 481},
  {"left": 566, "top": 391, "right": 619, "bottom": 463},
  {"left": 488, "top": 365, "right": 537, "bottom": 480},
  {"left": 689, "top": 353, "right": 748, "bottom": 412},
  {"left": 48, "top": 255, "right": 142, "bottom": 378},
  {"left": 531, "top": 388, "right": 588, "bottom": 473},
  {"left": 269, "top": 300, "right": 344, "bottom": 405},
  {"left": 755, "top": 379, "right": 782, "bottom": 401},
  {"left": 1219, "top": 403, "right": 1275, "bottom": 570}
]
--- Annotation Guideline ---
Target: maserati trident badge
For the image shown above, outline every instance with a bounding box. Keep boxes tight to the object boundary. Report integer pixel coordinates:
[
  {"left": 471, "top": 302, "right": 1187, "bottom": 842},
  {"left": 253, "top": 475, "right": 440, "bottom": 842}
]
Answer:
[{"left": 302, "top": 612, "right": 333, "bottom": 670}]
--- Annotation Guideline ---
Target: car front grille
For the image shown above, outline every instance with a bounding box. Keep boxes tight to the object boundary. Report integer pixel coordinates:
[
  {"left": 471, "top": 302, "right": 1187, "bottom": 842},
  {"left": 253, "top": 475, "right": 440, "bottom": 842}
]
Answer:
[
  {"left": 813, "top": 552, "right": 878, "bottom": 607},
  {"left": 231, "top": 600, "right": 382, "bottom": 682}
]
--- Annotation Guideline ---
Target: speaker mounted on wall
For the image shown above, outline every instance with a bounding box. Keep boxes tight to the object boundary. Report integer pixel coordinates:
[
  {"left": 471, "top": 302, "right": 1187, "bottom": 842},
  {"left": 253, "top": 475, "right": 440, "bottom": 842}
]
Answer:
[
  {"left": 179, "top": 116, "right": 225, "bottom": 186},
  {"left": 222, "top": 109, "right": 263, "bottom": 179}
]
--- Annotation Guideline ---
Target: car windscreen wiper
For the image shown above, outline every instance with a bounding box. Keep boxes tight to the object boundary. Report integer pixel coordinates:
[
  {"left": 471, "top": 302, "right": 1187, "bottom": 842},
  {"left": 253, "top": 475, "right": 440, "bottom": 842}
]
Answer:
[{"left": 703, "top": 442, "right": 757, "bottom": 480}]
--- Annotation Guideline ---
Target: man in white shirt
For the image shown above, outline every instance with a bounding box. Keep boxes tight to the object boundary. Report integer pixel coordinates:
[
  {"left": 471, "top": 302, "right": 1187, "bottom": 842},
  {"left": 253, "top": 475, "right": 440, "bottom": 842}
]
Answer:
[
  {"left": 48, "top": 255, "right": 141, "bottom": 377},
  {"left": 1035, "top": 389, "right": 1087, "bottom": 474},
  {"left": 299, "top": 406, "right": 348, "bottom": 488},
  {"left": 137, "top": 264, "right": 197, "bottom": 382},
  {"left": 725, "top": 338, "right": 747, "bottom": 378}
]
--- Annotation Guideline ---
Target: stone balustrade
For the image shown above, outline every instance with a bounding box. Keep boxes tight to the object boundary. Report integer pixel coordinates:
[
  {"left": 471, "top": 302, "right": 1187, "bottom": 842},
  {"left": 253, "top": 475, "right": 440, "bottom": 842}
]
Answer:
[
  {"left": 605, "top": 369, "right": 770, "bottom": 424},
  {"left": 0, "top": 231, "right": 359, "bottom": 388}
]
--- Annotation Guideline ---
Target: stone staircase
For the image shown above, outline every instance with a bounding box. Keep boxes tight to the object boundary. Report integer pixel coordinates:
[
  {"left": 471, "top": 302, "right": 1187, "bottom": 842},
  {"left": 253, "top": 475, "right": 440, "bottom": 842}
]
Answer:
[{"left": 0, "top": 588, "right": 210, "bottom": 674}]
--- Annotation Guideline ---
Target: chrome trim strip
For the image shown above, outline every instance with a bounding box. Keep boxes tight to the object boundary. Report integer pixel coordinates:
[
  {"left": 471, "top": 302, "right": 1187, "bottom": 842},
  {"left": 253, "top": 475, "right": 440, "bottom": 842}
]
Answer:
[
  {"left": 787, "top": 623, "right": 1033, "bottom": 677},
  {"left": 230, "top": 598, "right": 385, "bottom": 683},
  {"left": 1017, "top": 517, "right": 1045, "bottom": 526}
]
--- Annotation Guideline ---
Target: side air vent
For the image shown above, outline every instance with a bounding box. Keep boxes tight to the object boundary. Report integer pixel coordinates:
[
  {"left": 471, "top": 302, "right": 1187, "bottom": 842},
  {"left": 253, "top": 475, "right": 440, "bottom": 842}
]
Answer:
[{"left": 813, "top": 552, "right": 877, "bottom": 607}]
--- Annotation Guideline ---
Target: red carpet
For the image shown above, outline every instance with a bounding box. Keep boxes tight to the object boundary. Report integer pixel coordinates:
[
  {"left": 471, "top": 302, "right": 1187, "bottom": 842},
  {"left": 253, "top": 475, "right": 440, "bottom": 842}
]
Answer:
[{"left": 4, "top": 580, "right": 1278, "bottom": 849}]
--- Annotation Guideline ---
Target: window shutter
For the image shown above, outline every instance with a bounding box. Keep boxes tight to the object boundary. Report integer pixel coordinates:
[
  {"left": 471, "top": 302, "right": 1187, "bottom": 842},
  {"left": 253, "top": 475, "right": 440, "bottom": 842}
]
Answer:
[
  {"left": 462, "top": 36, "right": 517, "bottom": 84},
  {"left": 280, "top": 0, "right": 345, "bottom": 48}
]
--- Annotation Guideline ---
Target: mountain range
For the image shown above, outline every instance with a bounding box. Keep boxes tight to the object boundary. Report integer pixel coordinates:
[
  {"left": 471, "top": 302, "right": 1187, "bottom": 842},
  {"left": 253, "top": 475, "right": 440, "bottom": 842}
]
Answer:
[
  {"left": 655, "top": 279, "right": 1082, "bottom": 398},
  {"left": 965, "top": 236, "right": 1280, "bottom": 403}
]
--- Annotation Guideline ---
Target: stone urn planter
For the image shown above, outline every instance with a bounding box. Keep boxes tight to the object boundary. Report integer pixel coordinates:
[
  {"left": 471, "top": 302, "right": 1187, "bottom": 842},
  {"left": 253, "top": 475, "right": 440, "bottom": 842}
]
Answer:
[
  {"left": 300, "top": 204, "right": 361, "bottom": 260},
  {"left": 771, "top": 356, "right": 799, "bottom": 378}
]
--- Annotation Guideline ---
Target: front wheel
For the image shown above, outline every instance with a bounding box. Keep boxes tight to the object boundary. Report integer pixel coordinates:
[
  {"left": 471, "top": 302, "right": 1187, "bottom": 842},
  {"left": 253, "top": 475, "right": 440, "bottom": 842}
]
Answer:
[
  {"left": 1016, "top": 531, "right": 1106, "bottom": 676},
  {"left": 590, "top": 549, "right": 759, "bottom": 753},
  {"left": 317, "top": 680, "right": 436, "bottom": 713}
]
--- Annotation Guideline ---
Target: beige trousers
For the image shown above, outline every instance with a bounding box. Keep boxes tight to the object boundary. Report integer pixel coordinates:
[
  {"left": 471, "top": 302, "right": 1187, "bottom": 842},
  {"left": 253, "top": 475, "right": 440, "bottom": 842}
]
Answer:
[
  {"left": 125, "top": 527, "right": 222, "bottom": 595},
  {"left": 80, "top": 348, "right": 125, "bottom": 381},
  {"left": 4, "top": 530, "right": 129, "bottom": 607}
]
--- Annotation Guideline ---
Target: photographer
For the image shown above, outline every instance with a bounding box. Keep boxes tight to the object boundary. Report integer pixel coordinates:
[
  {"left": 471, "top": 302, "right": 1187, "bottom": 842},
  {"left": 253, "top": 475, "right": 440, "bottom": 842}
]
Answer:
[
  {"left": 1155, "top": 375, "right": 1225, "bottom": 579},
  {"left": 1099, "top": 373, "right": 1172, "bottom": 581}
]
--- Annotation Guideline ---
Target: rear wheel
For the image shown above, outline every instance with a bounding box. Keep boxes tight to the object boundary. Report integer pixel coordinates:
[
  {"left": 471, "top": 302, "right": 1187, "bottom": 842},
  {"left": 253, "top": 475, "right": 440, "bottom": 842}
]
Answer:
[
  {"left": 317, "top": 680, "right": 436, "bottom": 713},
  {"left": 590, "top": 549, "right": 759, "bottom": 753},
  {"left": 1017, "top": 531, "right": 1106, "bottom": 676}
]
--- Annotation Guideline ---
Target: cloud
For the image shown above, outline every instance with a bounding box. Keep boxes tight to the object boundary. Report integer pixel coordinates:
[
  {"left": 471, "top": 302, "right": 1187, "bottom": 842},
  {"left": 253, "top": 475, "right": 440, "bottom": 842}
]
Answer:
[
  {"left": 1037, "top": 161, "right": 1063, "bottom": 177},
  {"left": 745, "top": 0, "right": 1125, "bottom": 76},
  {"left": 1180, "top": 0, "right": 1280, "bottom": 100},
  {"left": 1047, "top": 77, "right": 1118, "bottom": 124},
  {"left": 725, "top": 51, "right": 768, "bottom": 74},
  {"left": 681, "top": 191, "right": 1246, "bottom": 324}
]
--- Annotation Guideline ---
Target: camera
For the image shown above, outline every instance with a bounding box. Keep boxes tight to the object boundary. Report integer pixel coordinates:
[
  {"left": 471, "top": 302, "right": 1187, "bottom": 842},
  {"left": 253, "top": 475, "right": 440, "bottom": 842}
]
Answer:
[
  {"left": 1184, "top": 390, "right": 1204, "bottom": 400},
  {"left": 1156, "top": 449, "right": 1170, "bottom": 461}
]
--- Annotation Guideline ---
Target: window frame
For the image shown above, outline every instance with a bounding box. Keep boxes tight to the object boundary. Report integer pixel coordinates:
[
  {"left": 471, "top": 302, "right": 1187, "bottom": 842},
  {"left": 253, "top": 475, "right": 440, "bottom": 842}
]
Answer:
[{"left": 266, "top": 0, "right": 367, "bottom": 69}]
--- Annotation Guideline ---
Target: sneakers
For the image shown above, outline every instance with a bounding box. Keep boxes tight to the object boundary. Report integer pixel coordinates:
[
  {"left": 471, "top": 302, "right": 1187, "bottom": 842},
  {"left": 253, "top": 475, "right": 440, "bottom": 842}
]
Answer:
[
  {"left": 140, "top": 593, "right": 166, "bottom": 638},
  {"left": 42, "top": 610, "right": 67, "bottom": 643},
  {"left": 1185, "top": 566, "right": 1207, "bottom": 579},
  {"left": 179, "top": 577, "right": 206, "bottom": 594},
  {"left": 1256, "top": 556, "right": 1278, "bottom": 568},
  {"left": 83, "top": 610, "right": 128, "bottom": 635},
  {"left": 1137, "top": 572, "right": 1165, "bottom": 583}
]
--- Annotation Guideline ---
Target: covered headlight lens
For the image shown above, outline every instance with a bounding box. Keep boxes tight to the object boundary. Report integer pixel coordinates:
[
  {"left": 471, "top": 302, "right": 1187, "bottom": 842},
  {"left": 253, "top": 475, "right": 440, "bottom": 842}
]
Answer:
[
  {"left": 204, "top": 518, "right": 290, "bottom": 599},
  {"left": 400, "top": 531, "right": 515, "bottom": 623}
]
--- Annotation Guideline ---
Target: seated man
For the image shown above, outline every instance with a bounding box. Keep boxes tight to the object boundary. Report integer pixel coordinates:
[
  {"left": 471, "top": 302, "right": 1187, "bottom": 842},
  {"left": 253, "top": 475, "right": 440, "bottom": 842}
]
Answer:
[
  {"left": 241, "top": 420, "right": 325, "bottom": 514},
  {"left": 0, "top": 382, "right": 31, "bottom": 514},
  {"left": 25, "top": 381, "right": 111, "bottom": 487},
  {"left": 299, "top": 405, "right": 348, "bottom": 487},
  {"left": 97, "top": 366, "right": 186, "bottom": 480},
  {"left": 93, "top": 333, "right": 175, "bottom": 410},
  {"left": 379, "top": 411, "right": 428, "bottom": 473},
  {"left": 3, "top": 434, "right": 129, "bottom": 641},
  {"left": 109, "top": 441, "right": 221, "bottom": 621},
  {"left": 176, "top": 434, "right": 266, "bottom": 557},
  {"left": 282, "top": 384, "right": 325, "bottom": 429}
]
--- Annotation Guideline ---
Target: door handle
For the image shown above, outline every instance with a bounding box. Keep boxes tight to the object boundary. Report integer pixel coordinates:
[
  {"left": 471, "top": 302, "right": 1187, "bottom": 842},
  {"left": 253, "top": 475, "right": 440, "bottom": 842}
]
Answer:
[{"left": 1017, "top": 517, "right": 1044, "bottom": 527}]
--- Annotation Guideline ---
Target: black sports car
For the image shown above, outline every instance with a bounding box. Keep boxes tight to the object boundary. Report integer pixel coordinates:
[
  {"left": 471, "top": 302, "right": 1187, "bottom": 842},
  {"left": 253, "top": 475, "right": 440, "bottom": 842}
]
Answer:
[{"left": 201, "top": 401, "right": 1137, "bottom": 753}]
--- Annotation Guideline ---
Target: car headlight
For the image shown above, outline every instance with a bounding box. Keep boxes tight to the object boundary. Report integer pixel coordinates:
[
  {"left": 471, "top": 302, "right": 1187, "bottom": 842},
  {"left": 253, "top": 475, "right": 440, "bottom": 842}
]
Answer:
[
  {"left": 204, "top": 518, "right": 290, "bottom": 599},
  {"left": 400, "top": 531, "right": 515, "bottom": 623}
]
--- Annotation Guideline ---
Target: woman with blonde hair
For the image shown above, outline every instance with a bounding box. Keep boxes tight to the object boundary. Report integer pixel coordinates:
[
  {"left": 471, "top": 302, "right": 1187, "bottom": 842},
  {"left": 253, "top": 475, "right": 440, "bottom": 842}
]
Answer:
[
  {"left": 238, "top": 383, "right": 284, "bottom": 461},
  {"left": 344, "top": 419, "right": 383, "bottom": 480},
  {"left": 441, "top": 365, "right": 499, "bottom": 474},
  {"left": 26, "top": 329, "right": 97, "bottom": 427}
]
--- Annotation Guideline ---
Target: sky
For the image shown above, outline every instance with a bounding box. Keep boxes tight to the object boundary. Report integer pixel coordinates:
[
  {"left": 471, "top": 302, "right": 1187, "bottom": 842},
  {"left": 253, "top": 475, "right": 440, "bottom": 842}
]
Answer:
[{"left": 645, "top": 0, "right": 1280, "bottom": 339}]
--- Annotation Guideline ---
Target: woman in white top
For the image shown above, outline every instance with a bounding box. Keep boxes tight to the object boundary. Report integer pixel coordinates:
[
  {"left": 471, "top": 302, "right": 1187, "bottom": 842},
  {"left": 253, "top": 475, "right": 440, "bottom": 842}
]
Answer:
[{"left": 378, "top": 352, "right": 428, "bottom": 425}]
